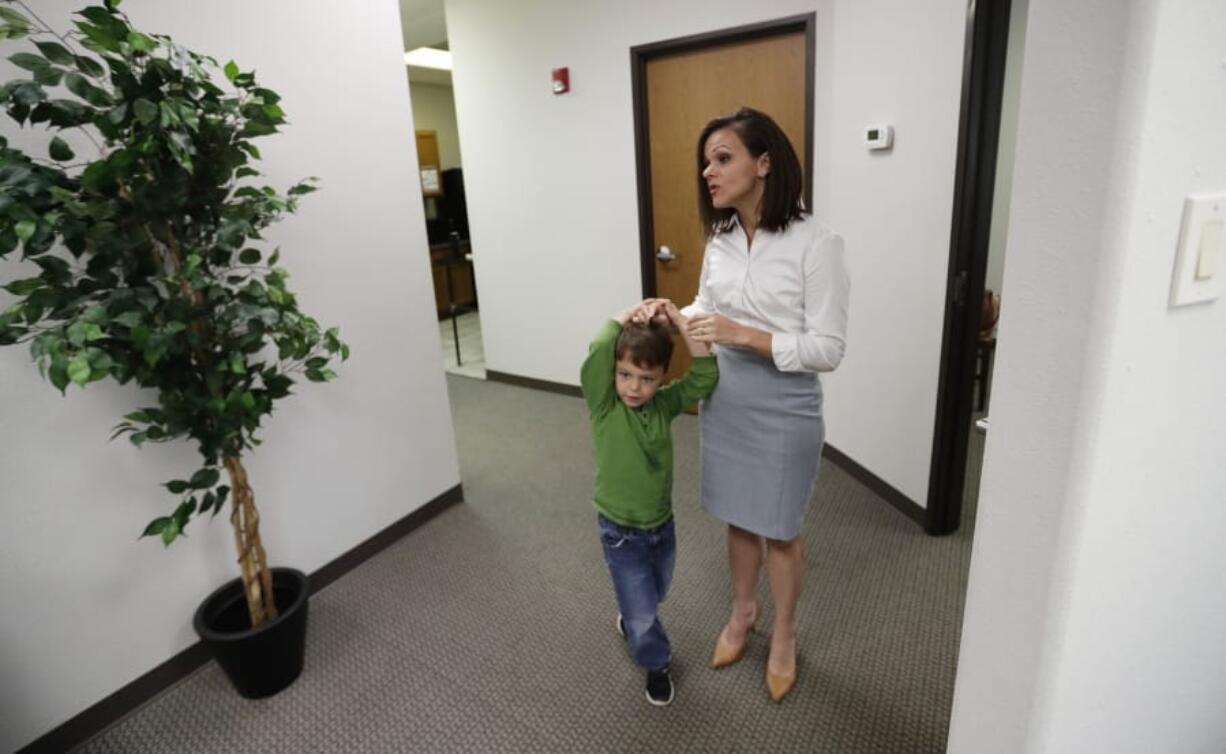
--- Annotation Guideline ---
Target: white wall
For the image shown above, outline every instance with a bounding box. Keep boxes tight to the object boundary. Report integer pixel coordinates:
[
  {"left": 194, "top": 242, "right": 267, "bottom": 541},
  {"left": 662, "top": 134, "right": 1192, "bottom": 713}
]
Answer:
[
  {"left": 447, "top": 0, "right": 967, "bottom": 504},
  {"left": 409, "top": 81, "right": 463, "bottom": 169},
  {"left": 0, "top": 2, "right": 460, "bottom": 751},
  {"left": 949, "top": 1, "right": 1226, "bottom": 752}
]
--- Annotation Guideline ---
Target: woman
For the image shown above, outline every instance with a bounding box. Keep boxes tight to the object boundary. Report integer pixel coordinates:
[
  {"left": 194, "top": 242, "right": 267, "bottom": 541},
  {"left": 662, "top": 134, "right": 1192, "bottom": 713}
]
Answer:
[{"left": 676, "top": 107, "right": 849, "bottom": 702}]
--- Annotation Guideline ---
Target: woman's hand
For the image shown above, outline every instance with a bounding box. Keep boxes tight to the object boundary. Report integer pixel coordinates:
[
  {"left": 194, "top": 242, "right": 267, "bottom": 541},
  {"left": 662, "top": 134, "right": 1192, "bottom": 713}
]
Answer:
[
  {"left": 631, "top": 298, "right": 675, "bottom": 329},
  {"left": 685, "top": 313, "right": 744, "bottom": 345}
]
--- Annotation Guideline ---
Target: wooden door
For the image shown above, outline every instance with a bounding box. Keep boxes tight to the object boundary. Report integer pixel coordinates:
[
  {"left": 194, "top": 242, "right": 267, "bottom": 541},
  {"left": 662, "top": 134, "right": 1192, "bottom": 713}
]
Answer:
[{"left": 639, "top": 29, "right": 809, "bottom": 386}]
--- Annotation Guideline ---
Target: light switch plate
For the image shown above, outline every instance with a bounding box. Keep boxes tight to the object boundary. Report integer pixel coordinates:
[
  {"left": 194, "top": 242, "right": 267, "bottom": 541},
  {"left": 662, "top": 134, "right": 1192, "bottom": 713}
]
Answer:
[{"left": 1170, "top": 193, "right": 1225, "bottom": 307}]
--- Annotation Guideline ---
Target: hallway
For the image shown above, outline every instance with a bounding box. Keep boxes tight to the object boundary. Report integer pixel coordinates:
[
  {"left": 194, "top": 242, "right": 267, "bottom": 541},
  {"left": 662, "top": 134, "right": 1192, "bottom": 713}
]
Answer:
[{"left": 78, "top": 376, "right": 978, "bottom": 752}]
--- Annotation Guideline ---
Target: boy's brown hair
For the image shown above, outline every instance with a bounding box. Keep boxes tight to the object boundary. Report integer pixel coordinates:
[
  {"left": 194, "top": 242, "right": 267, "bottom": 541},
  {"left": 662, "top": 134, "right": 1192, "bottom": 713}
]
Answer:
[{"left": 615, "top": 322, "right": 674, "bottom": 371}]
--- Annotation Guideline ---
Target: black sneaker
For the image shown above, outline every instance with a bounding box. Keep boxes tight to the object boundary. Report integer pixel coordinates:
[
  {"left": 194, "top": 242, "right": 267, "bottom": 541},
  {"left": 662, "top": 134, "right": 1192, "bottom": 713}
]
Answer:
[
  {"left": 617, "top": 614, "right": 626, "bottom": 639},
  {"left": 646, "top": 667, "right": 674, "bottom": 706}
]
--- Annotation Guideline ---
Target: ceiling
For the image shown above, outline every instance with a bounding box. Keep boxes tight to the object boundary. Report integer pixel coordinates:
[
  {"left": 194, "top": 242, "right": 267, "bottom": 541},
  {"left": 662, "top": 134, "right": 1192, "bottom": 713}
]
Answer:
[{"left": 399, "top": 0, "right": 451, "bottom": 84}]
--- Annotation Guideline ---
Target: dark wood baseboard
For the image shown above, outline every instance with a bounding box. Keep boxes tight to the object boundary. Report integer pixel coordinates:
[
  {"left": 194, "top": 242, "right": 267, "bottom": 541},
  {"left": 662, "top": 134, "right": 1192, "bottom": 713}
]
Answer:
[
  {"left": 823, "top": 444, "right": 928, "bottom": 529},
  {"left": 311, "top": 485, "right": 463, "bottom": 594},
  {"left": 18, "top": 484, "right": 464, "bottom": 754},
  {"left": 486, "top": 369, "right": 582, "bottom": 398}
]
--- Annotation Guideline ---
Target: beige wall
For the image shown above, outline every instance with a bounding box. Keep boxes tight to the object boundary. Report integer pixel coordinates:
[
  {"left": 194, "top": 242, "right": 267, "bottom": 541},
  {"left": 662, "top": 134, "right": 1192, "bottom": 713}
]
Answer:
[{"left": 410, "top": 82, "right": 463, "bottom": 169}]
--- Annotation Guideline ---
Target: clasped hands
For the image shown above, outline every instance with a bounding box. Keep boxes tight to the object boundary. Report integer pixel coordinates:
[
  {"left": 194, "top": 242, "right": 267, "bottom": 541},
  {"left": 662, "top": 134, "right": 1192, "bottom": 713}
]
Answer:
[{"left": 629, "top": 298, "right": 743, "bottom": 345}]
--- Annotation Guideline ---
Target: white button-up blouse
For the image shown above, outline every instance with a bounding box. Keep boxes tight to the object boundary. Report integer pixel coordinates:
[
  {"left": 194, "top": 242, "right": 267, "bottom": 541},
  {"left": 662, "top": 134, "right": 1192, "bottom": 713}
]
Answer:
[{"left": 681, "top": 214, "right": 849, "bottom": 373}]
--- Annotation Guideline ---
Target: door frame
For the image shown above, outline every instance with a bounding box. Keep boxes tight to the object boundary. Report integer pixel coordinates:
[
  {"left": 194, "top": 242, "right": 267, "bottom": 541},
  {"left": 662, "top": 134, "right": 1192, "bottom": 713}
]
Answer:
[
  {"left": 629, "top": 13, "right": 816, "bottom": 299},
  {"left": 628, "top": 4, "right": 1014, "bottom": 536},
  {"left": 926, "top": 0, "right": 1014, "bottom": 535}
]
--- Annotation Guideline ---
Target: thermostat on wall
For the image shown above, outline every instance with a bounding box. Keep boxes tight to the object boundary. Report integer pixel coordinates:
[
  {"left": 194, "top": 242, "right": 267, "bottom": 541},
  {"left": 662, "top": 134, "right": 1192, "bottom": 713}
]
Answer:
[{"left": 865, "top": 124, "right": 893, "bottom": 150}]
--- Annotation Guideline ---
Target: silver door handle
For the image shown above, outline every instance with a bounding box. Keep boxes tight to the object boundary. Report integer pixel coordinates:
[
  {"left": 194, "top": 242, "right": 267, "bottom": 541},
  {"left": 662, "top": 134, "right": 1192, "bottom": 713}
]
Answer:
[
  {"left": 656, "top": 245, "right": 676, "bottom": 263},
  {"left": 975, "top": 417, "right": 990, "bottom": 434}
]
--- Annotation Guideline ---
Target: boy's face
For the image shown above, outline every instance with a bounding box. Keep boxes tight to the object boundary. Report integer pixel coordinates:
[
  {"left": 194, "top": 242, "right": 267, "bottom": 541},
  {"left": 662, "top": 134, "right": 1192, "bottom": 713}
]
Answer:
[{"left": 615, "top": 357, "right": 665, "bottom": 408}]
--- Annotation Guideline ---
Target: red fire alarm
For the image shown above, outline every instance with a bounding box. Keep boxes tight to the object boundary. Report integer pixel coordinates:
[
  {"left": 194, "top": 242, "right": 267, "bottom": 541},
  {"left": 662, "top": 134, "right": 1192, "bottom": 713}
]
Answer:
[{"left": 551, "top": 67, "right": 570, "bottom": 95}]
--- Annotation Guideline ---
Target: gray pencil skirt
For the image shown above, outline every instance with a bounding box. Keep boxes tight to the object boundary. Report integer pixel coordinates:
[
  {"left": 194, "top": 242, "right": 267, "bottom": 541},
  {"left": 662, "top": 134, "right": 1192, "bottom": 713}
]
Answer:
[{"left": 699, "top": 345, "right": 825, "bottom": 541}]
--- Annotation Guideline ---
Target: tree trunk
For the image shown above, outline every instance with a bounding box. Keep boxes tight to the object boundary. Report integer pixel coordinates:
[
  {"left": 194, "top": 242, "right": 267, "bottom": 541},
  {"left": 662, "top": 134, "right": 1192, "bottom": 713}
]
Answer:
[{"left": 223, "top": 455, "right": 278, "bottom": 627}]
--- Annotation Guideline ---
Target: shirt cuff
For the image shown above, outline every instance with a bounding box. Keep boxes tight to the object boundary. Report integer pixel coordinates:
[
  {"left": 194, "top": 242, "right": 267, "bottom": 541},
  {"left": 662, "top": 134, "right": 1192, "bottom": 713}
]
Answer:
[{"left": 770, "top": 333, "right": 803, "bottom": 372}]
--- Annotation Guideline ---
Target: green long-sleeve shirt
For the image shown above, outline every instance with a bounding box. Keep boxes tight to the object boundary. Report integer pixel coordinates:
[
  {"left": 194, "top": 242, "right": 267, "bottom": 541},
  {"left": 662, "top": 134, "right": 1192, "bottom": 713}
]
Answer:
[{"left": 580, "top": 320, "right": 718, "bottom": 529}]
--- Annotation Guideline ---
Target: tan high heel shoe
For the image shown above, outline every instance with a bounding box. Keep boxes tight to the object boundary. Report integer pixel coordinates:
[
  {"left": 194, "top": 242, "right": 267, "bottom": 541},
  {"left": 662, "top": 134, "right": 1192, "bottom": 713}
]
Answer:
[
  {"left": 766, "top": 634, "right": 797, "bottom": 702},
  {"left": 711, "top": 602, "right": 759, "bottom": 668}
]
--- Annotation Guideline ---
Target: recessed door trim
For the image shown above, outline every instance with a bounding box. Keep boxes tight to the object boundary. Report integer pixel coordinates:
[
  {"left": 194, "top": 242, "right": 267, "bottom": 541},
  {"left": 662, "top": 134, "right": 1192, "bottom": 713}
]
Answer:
[{"left": 926, "top": 0, "right": 1014, "bottom": 535}]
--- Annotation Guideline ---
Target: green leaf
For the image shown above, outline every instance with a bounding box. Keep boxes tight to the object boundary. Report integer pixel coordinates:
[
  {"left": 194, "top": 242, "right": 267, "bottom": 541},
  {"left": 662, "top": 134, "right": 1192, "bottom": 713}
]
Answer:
[
  {"left": 174, "top": 499, "right": 196, "bottom": 523},
  {"left": 66, "top": 323, "right": 89, "bottom": 348},
  {"left": 240, "top": 391, "right": 256, "bottom": 410},
  {"left": 49, "top": 136, "right": 74, "bottom": 161},
  {"left": 48, "top": 359, "right": 69, "bottom": 392},
  {"left": 142, "top": 516, "right": 170, "bottom": 538},
  {"left": 189, "top": 467, "right": 220, "bottom": 489},
  {"left": 126, "top": 31, "right": 156, "bottom": 52},
  {"left": 230, "top": 353, "right": 244, "bottom": 374},
  {"left": 0, "top": 7, "right": 31, "bottom": 29},
  {"left": 67, "top": 354, "right": 91, "bottom": 385},
  {"left": 239, "top": 248, "right": 260, "bottom": 265},
  {"left": 133, "top": 98, "right": 157, "bottom": 124},
  {"left": 224, "top": 60, "right": 239, "bottom": 81},
  {"left": 34, "top": 41, "right": 75, "bottom": 66},
  {"left": 165, "top": 480, "right": 189, "bottom": 494},
  {"left": 33, "top": 65, "right": 63, "bottom": 86},
  {"left": 213, "top": 485, "right": 230, "bottom": 517},
  {"left": 64, "top": 72, "right": 112, "bottom": 107},
  {"left": 8, "top": 52, "right": 47, "bottom": 72},
  {"left": 9, "top": 81, "right": 45, "bottom": 106},
  {"left": 3, "top": 276, "right": 42, "bottom": 294},
  {"left": 13, "top": 219, "right": 36, "bottom": 242},
  {"left": 160, "top": 518, "right": 180, "bottom": 546},
  {"left": 74, "top": 55, "right": 106, "bottom": 78}
]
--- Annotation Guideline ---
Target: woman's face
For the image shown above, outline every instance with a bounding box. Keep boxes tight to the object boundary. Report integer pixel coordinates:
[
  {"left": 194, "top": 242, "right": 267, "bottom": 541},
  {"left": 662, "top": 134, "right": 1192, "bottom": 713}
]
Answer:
[{"left": 702, "top": 127, "right": 769, "bottom": 214}]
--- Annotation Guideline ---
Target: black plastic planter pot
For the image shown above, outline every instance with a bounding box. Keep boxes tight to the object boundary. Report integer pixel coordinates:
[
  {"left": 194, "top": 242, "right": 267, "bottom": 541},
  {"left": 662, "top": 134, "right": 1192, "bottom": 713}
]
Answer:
[{"left": 193, "top": 567, "right": 309, "bottom": 699}]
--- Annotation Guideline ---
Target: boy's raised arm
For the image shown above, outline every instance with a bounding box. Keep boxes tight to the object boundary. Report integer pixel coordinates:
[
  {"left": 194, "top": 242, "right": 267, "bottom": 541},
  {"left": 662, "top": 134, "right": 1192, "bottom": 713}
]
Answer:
[
  {"left": 655, "top": 301, "right": 718, "bottom": 416},
  {"left": 579, "top": 305, "right": 640, "bottom": 415}
]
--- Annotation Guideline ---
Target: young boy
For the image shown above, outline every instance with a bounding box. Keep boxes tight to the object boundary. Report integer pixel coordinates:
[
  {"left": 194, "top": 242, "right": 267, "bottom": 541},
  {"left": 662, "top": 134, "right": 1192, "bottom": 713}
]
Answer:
[{"left": 580, "top": 299, "right": 718, "bottom": 706}]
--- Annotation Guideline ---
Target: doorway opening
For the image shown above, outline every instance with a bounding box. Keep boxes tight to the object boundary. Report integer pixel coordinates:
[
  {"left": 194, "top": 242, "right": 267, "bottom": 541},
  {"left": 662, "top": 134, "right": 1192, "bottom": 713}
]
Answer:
[
  {"left": 400, "top": 0, "right": 485, "bottom": 379},
  {"left": 927, "top": 0, "right": 1021, "bottom": 535}
]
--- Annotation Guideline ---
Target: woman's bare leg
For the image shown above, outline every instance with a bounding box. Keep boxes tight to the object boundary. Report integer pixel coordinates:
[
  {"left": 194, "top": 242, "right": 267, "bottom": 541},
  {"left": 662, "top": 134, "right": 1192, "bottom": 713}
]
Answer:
[
  {"left": 765, "top": 535, "right": 803, "bottom": 678},
  {"left": 724, "top": 523, "right": 762, "bottom": 640}
]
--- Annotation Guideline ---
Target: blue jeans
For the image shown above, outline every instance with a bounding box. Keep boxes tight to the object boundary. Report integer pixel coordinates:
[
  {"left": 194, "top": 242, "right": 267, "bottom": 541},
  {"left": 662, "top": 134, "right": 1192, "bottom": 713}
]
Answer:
[{"left": 597, "top": 513, "right": 676, "bottom": 671}]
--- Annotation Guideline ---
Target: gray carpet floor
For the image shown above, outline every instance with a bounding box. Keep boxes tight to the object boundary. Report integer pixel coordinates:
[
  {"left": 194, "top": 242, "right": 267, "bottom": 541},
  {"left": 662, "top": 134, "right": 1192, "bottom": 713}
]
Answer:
[{"left": 76, "top": 375, "right": 982, "bottom": 753}]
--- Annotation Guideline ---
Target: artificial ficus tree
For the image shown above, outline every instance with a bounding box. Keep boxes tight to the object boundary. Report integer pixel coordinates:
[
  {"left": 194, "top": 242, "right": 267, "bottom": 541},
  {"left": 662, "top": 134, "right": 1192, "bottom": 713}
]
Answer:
[{"left": 0, "top": 0, "right": 347, "bottom": 627}]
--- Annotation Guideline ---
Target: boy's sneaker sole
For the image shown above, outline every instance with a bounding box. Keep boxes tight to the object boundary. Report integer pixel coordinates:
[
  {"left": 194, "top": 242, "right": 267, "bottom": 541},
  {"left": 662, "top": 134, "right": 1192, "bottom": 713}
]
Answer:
[{"left": 617, "top": 614, "right": 626, "bottom": 639}]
